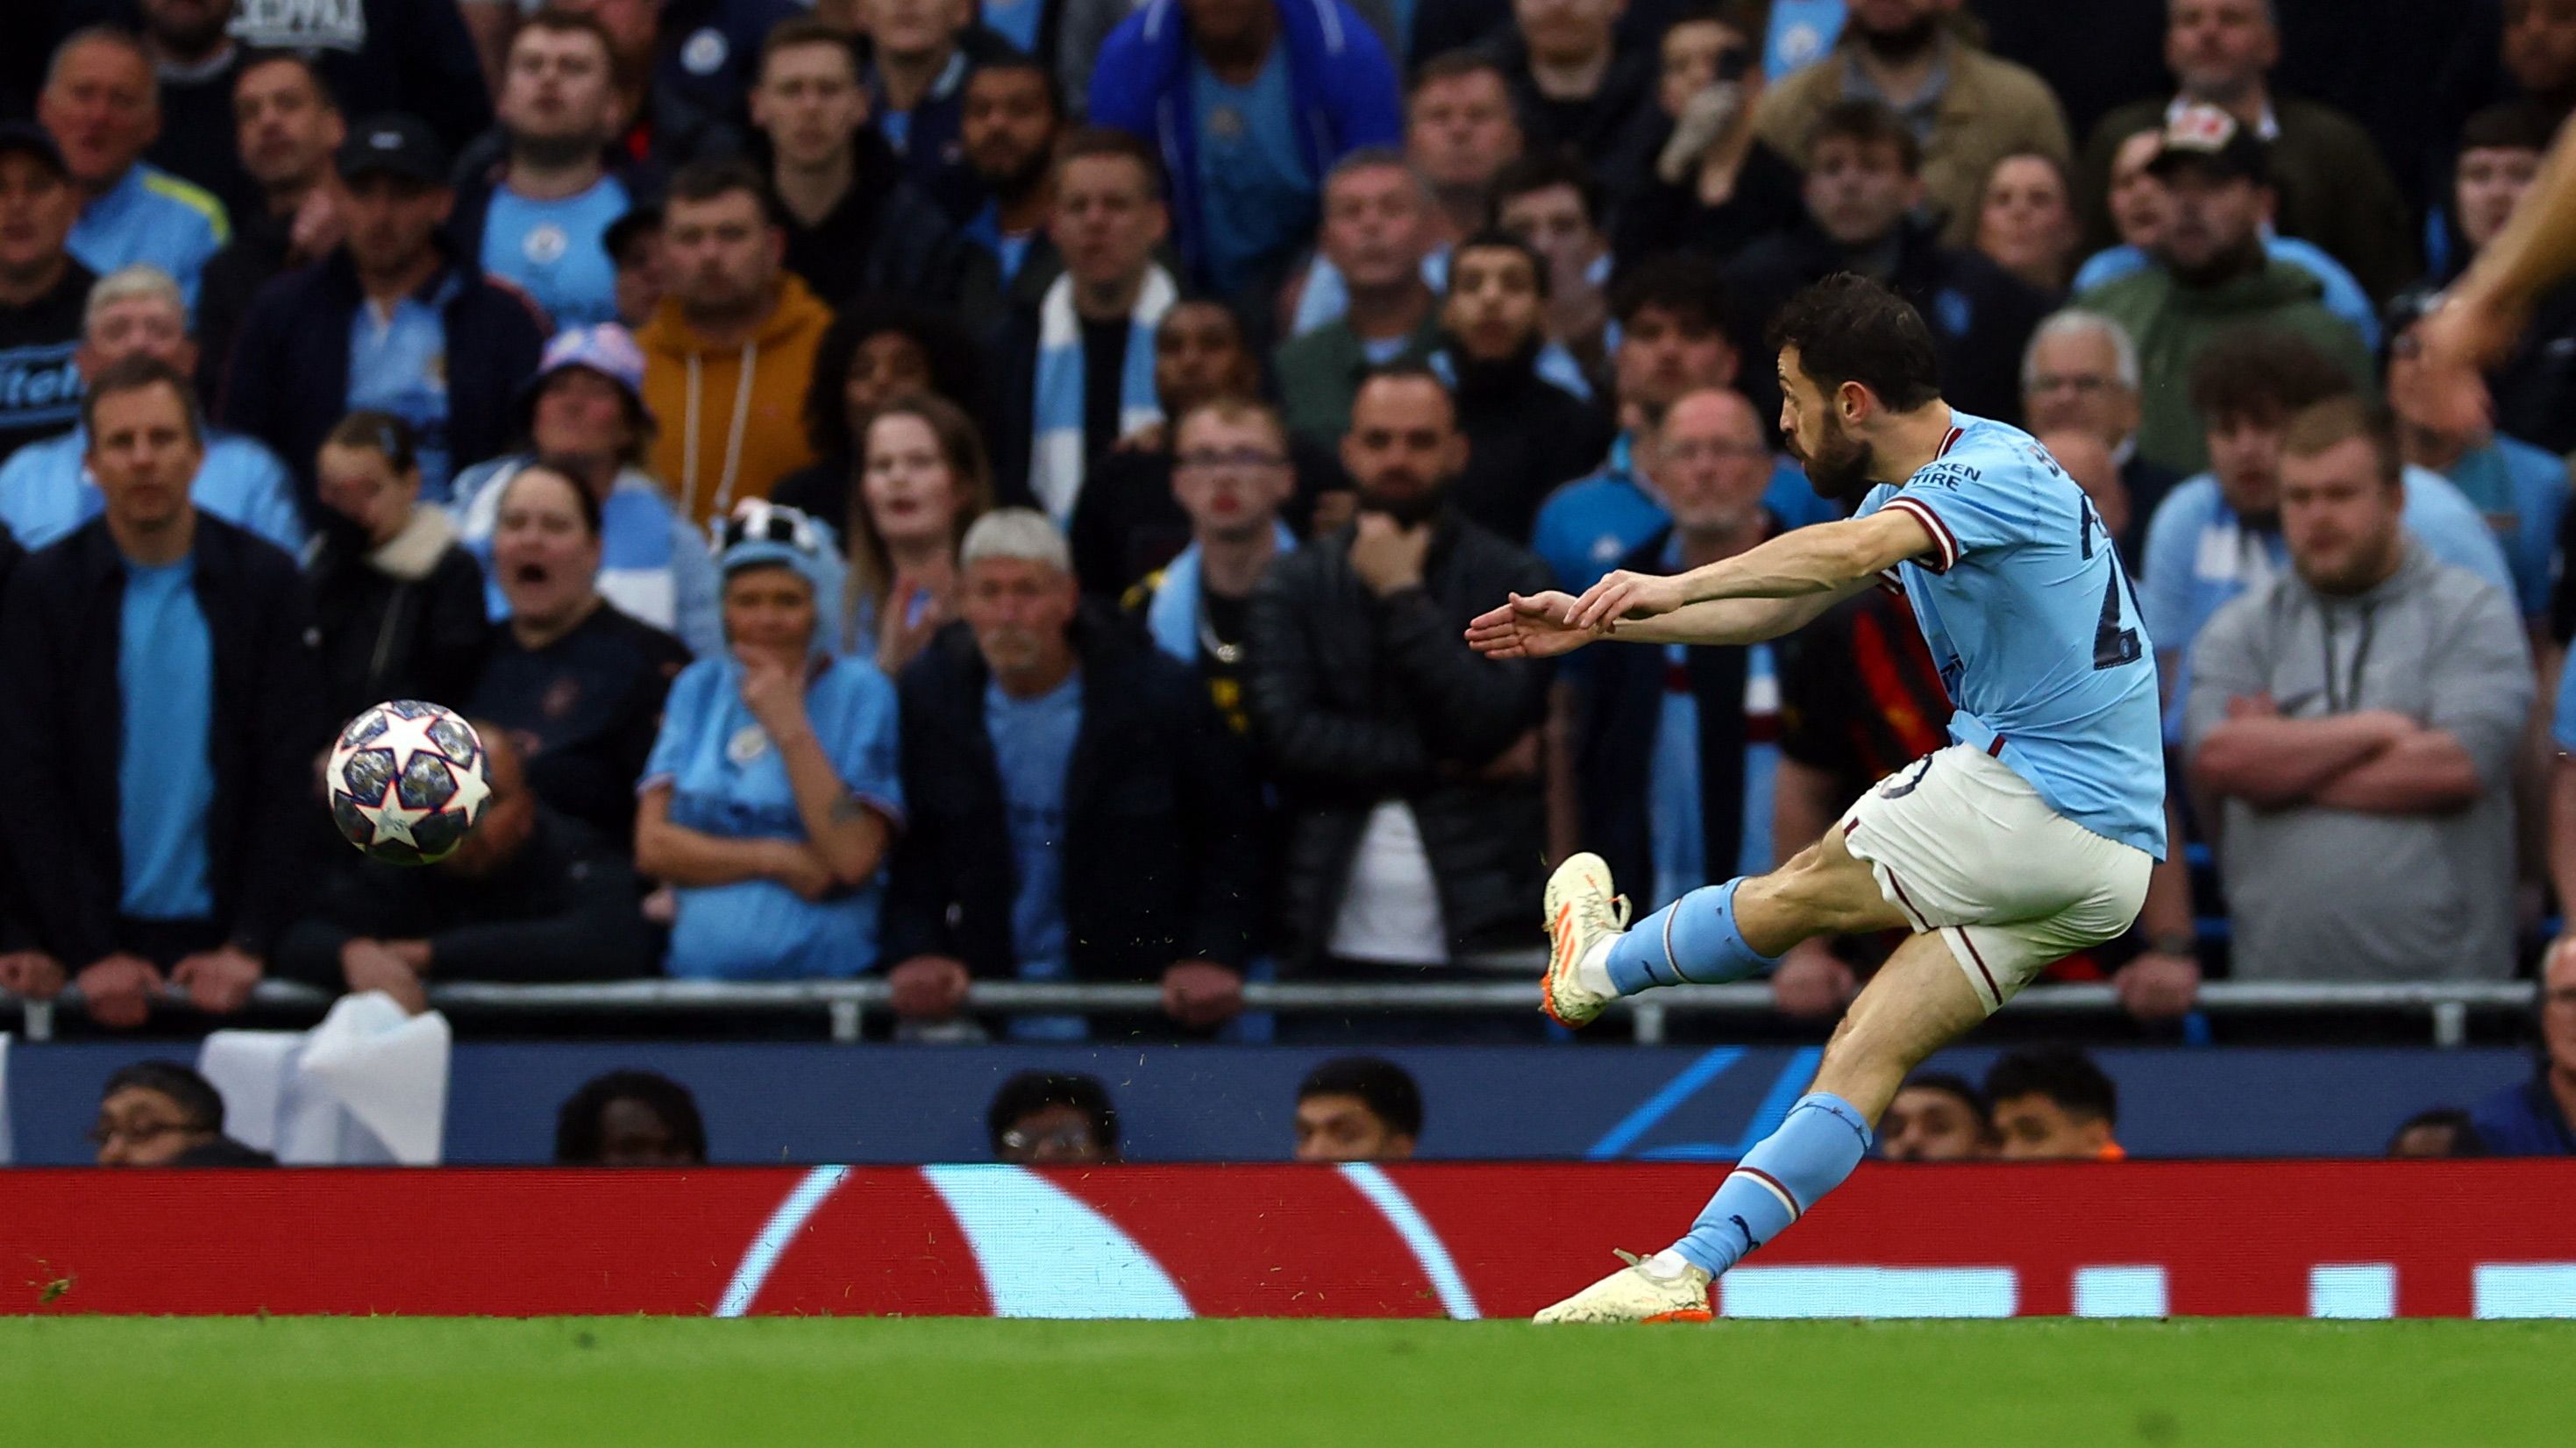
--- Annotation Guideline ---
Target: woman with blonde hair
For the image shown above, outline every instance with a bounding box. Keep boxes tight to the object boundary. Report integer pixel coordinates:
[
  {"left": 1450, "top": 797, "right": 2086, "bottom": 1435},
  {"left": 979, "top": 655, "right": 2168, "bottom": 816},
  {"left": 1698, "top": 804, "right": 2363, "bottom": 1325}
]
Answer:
[{"left": 843, "top": 393, "right": 993, "bottom": 671}]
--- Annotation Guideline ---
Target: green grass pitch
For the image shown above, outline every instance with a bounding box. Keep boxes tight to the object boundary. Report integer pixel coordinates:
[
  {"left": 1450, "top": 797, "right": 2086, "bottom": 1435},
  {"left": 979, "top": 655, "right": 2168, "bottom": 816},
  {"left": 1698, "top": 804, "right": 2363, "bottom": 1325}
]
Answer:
[{"left": 0, "top": 1317, "right": 2561, "bottom": 1445}]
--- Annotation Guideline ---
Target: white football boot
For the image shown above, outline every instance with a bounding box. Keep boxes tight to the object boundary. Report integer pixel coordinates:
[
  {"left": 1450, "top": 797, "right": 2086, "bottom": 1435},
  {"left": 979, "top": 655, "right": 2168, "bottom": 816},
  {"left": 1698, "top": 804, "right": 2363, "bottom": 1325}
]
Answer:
[
  {"left": 1533, "top": 1250, "right": 1715, "bottom": 1324},
  {"left": 1540, "top": 852, "right": 1628, "bottom": 1027}
]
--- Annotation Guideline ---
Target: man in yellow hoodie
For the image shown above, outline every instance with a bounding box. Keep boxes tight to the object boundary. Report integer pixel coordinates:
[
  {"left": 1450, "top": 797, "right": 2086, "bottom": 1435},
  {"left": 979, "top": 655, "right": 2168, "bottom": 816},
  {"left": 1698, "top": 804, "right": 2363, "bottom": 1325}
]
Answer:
[{"left": 638, "top": 159, "right": 833, "bottom": 529}]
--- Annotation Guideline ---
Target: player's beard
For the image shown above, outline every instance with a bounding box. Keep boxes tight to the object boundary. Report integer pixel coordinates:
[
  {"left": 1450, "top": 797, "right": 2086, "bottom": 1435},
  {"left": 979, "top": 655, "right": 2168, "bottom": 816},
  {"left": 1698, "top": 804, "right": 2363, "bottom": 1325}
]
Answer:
[{"left": 1793, "top": 415, "right": 1877, "bottom": 500}]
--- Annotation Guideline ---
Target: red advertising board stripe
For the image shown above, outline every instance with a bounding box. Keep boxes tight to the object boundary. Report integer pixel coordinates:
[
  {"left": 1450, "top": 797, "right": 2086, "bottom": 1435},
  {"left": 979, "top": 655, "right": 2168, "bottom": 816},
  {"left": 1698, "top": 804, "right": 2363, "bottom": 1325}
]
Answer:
[{"left": 4, "top": 1162, "right": 2572, "bottom": 1318}]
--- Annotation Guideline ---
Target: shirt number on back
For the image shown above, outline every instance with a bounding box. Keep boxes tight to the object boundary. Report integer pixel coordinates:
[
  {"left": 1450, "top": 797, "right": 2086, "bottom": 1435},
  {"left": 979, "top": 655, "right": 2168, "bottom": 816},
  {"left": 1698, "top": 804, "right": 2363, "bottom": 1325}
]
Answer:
[{"left": 2079, "top": 501, "right": 2142, "bottom": 671}]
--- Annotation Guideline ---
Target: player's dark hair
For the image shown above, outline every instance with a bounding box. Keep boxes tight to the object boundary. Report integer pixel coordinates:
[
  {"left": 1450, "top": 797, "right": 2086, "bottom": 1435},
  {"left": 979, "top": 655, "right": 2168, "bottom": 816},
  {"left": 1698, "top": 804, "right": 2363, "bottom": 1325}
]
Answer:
[
  {"left": 2184, "top": 328, "right": 2356, "bottom": 426},
  {"left": 1899, "top": 1071, "right": 1992, "bottom": 1128},
  {"left": 2387, "top": 1106, "right": 2485, "bottom": 1157},
  {"left": 81, "top": 353, "right": 203, "bottom": 449},
  {"left": 103, "top": 1061, "right": 225, "bottom": 1132},
  {"left": 1982, "top": 1047, "right": 2117, "bottom": 1127},
  {"left": 1492, "top": 150, "right": 1603, "bottom": 231},
  {"left": 324, "top": 409, "right": 419, "bottom": 478},
  {"left": 502, "top": 457, "right": 604, "bottom": 538},
  {"left": 1768, "top": 273, "right": 1943, "bottom": 412},
  {"left": 553, "top": 1070, "right": 708, "bottom": 1164},
  {"left": 1610, "top": 252, "right": 1734, "bottom": 334},
  {"left": 986, "top": 1071, "right": 1120, "bottom": 1156},
  {"left": 1806, "top": 97, "right": 1923, "bottom": 174},
  {"left": 1449, "top": 228, "right": 1552, "bottom": 302},
  {"left": 1297, "top": 1056, "right": 1424, "bottom": 1139}
]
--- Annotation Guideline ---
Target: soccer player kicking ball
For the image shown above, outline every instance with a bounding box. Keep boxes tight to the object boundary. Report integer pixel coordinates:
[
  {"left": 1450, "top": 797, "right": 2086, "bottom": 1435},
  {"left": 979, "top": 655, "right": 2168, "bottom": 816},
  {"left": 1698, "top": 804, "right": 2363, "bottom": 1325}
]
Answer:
[{"left": 1466, "top": 273, "right": 2165, "bottom": 1324}]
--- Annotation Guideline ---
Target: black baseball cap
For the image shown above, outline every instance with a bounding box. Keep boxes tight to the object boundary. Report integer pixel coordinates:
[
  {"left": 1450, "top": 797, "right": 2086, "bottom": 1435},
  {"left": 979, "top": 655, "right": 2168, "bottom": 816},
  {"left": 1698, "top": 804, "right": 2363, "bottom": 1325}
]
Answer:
[
  {"left": 337, "top": 113, "right": 450, "bottom": 187},
  {"left": 0, "top": 122, "right": 70, "bottom": 180},
  {"left": 2145, "top": 103, "right": 2269, "bottom": 187}
]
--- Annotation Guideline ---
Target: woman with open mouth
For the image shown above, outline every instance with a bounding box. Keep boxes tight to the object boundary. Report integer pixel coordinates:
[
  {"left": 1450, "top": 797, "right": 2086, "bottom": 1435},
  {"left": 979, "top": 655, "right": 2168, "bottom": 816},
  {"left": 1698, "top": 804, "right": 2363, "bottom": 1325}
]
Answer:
[{"left": 466, "top": 461, "right": 694, "bottom": 845}]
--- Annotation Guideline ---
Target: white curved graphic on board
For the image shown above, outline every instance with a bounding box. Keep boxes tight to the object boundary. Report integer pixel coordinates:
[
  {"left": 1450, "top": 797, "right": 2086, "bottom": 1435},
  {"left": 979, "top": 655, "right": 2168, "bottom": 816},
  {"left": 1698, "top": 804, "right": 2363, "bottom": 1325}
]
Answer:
[{"left": 922, "top": 1164, "right": 1195, "bottom": 1319}]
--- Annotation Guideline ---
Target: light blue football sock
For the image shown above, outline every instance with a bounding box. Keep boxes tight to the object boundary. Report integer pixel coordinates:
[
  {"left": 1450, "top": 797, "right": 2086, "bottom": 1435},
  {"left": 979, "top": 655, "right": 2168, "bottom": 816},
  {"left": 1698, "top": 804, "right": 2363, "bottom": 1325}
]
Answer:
[
  {"left": 1669, "top": 1093, "right": 1873, "bottom": 1277},
  {"left": 1603, "top": 878, "right": 1782, "bottom": 995}
]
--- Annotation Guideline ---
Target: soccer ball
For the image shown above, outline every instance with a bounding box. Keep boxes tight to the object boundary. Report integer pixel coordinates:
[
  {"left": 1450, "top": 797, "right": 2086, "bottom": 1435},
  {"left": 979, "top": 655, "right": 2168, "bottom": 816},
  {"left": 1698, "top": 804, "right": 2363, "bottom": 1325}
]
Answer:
[{"left": 326, "top": 700, "right": 494, "bottom": 865}]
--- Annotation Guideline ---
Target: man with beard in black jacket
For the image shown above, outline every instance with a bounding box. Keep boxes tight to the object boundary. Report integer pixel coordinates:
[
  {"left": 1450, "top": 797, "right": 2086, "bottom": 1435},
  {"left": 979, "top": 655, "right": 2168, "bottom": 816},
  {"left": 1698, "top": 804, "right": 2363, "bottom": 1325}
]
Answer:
[
  {"left": 1433, "top": 230, "right": 1612, "bottom": 543},
  {"left": 1244, "top": 365, "right": 1554, "bottom": 1037},
  {"left": 1726, "top": 98, "right": 2051, "bottom": 431}
]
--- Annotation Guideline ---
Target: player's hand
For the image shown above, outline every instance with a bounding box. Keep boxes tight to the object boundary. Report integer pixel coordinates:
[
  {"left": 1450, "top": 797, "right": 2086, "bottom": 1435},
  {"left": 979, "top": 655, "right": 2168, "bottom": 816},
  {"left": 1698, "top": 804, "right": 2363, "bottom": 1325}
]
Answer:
[
  {"left": 1569, "top": 569, "right": 1688, "bottom": 631},
  {"left": 341, "top": 940, "right": 428, "bottom": 1015},
  {"left": 888, "top": 955, "right": 972, "bottom": 1019},
  {"left": 1769, "top": 942, "right": 1856, "bottom": 1019},
  {"left": 0, "top": 950, "right": 65, "bottom": 999},
  {"left": 2409, "top": 290, "right": 2517, "bottom": 437},
  {"left": 1161, "top": 960, "right": 1245, "bottom": 1030},
  {"left": 2112, "top": 950, "right": 2201, "bottom": 1021},
  {"left": 1348, "top": 513, "right": 1431, "bottom": 596},
  {"left": 1465, "top": 592, "right": 1596, "bottom": 659},
  {"left": 77, "top": 953, "right": 163, "bottom": 1029},
  {"left": 171, "top": 945, "right": 263, "bottom": 1015}
]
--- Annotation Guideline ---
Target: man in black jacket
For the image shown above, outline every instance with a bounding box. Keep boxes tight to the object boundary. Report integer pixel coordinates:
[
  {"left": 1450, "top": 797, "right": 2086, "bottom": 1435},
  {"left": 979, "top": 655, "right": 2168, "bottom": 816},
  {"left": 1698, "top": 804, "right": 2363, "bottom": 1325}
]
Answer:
[
  {"left": 1726, "top": 98, "right": 2053, "bottom": 429},
  {"left": 751, "top": 18, "right": 996, "bottom": 325},
  {"left": 1244, "top": 365, "right": 1553, "bottom": 1006},
  {"left": 1573, "top": 387, "right": 1784, "bottom": 916},
  {"left": 0, "top": 356, "right": 326, "bottom": 1030},
  {"left": 1434, "top": 230, "right": 1612, "bottom": 543},
  {"left": 273, "top": 728, "right": 653, "bottom": 1011},
  {"left": 884, "top": 508, "right": 1263, "bottom": 1041},
  {"left": 193, "top": 52, "right": 343, "bottom": 408},
  {"left": 218, "top": 113, "right": 548, "bottom": 519}
]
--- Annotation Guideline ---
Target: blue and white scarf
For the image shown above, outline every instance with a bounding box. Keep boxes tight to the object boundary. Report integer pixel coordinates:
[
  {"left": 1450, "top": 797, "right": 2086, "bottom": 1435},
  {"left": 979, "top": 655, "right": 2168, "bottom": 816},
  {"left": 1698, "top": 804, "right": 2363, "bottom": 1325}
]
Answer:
[
  {"left": 1143, "top": 522, "right": 1299, "bottom": 664},
  {"left": 1029, "top": 264, "right": 1178, "bottom": 523}
]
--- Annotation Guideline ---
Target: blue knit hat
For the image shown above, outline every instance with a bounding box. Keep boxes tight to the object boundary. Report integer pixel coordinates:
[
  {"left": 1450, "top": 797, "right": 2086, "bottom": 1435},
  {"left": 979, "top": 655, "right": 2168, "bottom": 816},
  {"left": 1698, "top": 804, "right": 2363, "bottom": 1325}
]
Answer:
[{"left": 713, "top": 500, "right": 847, "bottom": 658}]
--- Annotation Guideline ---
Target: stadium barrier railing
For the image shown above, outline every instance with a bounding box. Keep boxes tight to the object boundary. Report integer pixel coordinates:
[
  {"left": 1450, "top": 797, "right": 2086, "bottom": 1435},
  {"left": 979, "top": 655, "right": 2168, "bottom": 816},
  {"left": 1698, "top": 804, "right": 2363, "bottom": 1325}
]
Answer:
[{"left": 0, "top": 970, "right": 2539, "bottom": 1045}]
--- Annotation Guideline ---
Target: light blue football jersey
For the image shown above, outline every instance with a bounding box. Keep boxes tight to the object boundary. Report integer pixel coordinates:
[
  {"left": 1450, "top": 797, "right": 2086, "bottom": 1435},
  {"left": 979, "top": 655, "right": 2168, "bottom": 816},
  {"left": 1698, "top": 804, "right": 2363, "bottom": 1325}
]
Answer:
[{"left": 1854, "top": 410, "right": 2167, "bottom": 859}]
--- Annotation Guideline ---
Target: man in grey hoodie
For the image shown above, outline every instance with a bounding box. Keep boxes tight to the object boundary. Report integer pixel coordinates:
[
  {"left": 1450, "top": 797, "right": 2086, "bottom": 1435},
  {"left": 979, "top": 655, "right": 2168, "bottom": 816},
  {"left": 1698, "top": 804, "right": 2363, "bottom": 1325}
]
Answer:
[{"left": 2187, "top": 396, "right": 2533, "bottom": 983}]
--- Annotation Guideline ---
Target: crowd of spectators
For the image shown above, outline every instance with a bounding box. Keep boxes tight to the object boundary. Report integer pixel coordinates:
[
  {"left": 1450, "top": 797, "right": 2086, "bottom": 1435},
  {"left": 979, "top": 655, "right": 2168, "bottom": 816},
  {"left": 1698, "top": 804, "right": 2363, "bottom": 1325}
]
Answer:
[{"left": 0, "top": 0, "right": 2565, "bottom": 1152}]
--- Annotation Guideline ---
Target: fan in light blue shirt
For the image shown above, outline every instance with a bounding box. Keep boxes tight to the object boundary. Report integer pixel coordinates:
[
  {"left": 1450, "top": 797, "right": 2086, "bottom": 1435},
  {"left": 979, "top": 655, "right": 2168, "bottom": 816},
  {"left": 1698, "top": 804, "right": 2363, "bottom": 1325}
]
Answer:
[
  {"left": 641, "top": 504, "right": 904, "bottom": 980},
  {"left": 480, "top": 174, "right": 630, "bottom": 330},
  {"left": 986, "top": 669, "right": 1087, "bottom": 1042},
  {"left": 349, "top": 273, "right": 462, "bottom": 498},
  {"left": 68, "top": 164, "right": 228, "bottom": 314},
  {"left": 117, "top": 557, "right": 217, "bottom": 919}
]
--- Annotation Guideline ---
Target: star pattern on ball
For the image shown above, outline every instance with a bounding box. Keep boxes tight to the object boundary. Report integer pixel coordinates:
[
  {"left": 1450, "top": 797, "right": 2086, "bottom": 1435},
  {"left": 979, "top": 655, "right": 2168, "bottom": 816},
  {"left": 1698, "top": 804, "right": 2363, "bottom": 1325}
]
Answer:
[
  {"left": 354, "top": 776, "right": 434, "bottom": 849},
  {"left": 441, "top": 751, "right": 493, "bottom": 820},
  {"left": 369, "top": 706, "right": 458, "bottom": 776}
]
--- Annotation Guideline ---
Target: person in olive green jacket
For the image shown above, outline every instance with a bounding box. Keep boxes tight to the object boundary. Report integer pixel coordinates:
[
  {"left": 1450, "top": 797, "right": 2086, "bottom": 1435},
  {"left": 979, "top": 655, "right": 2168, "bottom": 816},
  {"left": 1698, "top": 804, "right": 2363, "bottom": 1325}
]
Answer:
[
  {"left": 2074, "top": 105, "right": 2370, "bottom": 477},
  {"left": 1275, "top": 152, "right": 1445, "bottom": 449}
]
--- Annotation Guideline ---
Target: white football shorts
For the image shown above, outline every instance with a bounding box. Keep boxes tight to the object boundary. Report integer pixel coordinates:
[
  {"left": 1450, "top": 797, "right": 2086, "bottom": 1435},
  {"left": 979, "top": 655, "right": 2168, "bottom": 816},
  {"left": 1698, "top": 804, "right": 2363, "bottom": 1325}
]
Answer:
[{"left": 1836, "top": 742, "right": 2153, "bottom": 1013}]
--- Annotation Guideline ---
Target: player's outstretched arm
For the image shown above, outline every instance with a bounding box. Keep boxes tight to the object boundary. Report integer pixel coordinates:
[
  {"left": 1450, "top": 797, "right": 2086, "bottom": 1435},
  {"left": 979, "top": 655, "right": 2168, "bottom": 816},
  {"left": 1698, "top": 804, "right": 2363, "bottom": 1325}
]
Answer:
[
  {"left": 1561, "top": 511, "right": 1938, "bottom": 634},
  {"left": 2417, "top": 111, "right": 2576, "bottom": 432},
  {"left": 1465, "top": 592, "right": 1594, "bottom": 659}
]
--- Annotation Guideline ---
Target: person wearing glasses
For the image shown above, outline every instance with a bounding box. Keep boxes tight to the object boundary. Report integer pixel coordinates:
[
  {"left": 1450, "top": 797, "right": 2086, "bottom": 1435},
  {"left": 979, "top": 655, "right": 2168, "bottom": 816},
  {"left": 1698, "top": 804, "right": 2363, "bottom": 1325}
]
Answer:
[
  {"left": 637, "top": 502, "right": 905, "bottom": 982},
  {"left": 1570, "top": 388, "right": 1787, "bottom": 920},
  {"left": 987, "top": 1070, "right": 1121, "bottom": 1165},
  {"left": 1123, "top": 397, "right": 1299, "bottom": 734},
  {"left": 466, "top": 461, "right": 693, "bottom": 847},
  {"left": 90, "top": 1060, "right": 274, "bottom": 1167},
  {"left": 2018, "top": 309, "right": 2176, "bottom": 556},
  {"left": 1070, "top": 298, "right": 1340, "bottom": 603}
]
